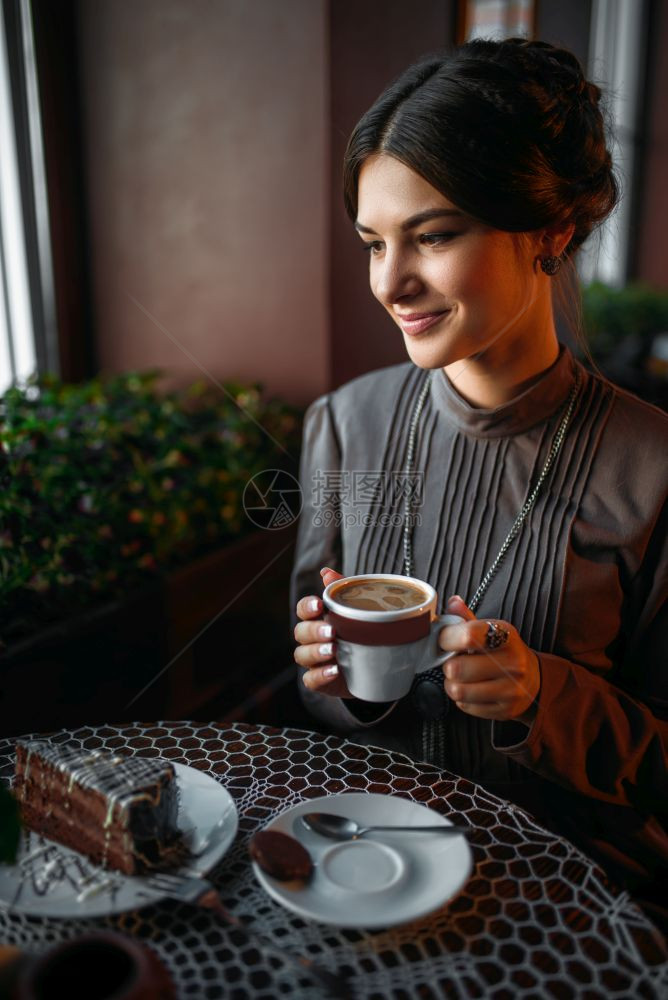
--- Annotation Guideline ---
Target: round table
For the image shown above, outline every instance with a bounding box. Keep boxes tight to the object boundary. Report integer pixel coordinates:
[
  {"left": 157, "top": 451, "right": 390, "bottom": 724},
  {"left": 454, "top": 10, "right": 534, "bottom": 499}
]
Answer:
[{"left": 0, "top": 722, "right": 666, "bottom": 999}]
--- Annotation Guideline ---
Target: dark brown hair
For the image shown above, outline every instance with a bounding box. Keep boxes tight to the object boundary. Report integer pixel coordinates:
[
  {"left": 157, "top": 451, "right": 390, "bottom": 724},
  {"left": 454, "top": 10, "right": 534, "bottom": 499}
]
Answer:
[{"left": 343, "top": 37, "right": 618, "bottom": 256}]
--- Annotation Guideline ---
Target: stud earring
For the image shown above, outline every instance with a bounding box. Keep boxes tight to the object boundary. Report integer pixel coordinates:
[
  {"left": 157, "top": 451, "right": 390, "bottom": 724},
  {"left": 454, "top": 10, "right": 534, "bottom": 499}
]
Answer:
[{"left": 539, "top": 255, "right": 562, "bottom": 276}]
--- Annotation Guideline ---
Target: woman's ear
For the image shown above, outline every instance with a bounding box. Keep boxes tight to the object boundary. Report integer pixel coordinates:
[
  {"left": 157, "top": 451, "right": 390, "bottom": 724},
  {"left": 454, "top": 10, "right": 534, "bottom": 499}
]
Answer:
[{"left": 540, "top": 221, "right": 576, "bottom": 259}]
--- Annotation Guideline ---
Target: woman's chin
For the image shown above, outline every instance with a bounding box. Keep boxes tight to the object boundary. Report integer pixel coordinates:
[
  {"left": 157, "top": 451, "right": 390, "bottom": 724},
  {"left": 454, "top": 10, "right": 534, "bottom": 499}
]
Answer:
[{"left": 403, "top": 338, "right": 459, "bottom": 371}]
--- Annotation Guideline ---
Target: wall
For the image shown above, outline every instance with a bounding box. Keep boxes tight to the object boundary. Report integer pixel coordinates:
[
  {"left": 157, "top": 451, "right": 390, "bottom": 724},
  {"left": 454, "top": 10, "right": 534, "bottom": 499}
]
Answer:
[
  {"left": 635, "top": 0, "right": 668, "bottom": 287},
  {"left": 77, "top": 0, "right": 329, "bottom": 404},
  {"left": 536, "top": 0, "right": 592, "bottom": 69},
  {"left": 78, "top": 0, "right": 457, "bottom": 402}
]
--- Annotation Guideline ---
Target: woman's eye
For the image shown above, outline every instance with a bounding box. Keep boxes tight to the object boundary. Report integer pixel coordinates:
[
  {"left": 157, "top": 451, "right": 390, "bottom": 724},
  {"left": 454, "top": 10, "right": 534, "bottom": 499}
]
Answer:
[
  {"left": 420, "top": 232, "right": 457, "bottom": 246},
  {"left": 361, "top": 241, "right": 384, "bottom": 255}
]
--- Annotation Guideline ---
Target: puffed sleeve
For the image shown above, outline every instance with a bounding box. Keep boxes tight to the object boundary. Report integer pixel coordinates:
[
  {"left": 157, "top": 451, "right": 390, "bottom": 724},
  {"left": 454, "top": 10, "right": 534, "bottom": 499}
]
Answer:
[
  {"left": 289, "top": 395, "right": 352, "bottom": 731},
  {"left": 492, "top": 498, "right": 668, "bottom": 816},
  {"left": 290, "top": 394, "right": 343, "bottom": 617},
  {"left": 289, "top": 394, "right": 397, "bottom": 733}
]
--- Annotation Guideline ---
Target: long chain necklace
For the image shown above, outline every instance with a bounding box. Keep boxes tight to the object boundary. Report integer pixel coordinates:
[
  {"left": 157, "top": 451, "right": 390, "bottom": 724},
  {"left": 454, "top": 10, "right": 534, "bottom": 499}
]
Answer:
[
  {"left": 403, "top": 366, "right": 580, "bottom": 741},
  {"left": 403, "top": 368, "right": 580, "bottom": 605}
]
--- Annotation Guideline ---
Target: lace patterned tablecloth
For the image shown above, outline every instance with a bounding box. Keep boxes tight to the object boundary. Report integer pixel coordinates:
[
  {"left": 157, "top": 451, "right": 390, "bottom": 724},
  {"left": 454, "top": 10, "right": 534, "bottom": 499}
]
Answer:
[{"left": 0, "top": 722, "right": 666, "bottom": 999}]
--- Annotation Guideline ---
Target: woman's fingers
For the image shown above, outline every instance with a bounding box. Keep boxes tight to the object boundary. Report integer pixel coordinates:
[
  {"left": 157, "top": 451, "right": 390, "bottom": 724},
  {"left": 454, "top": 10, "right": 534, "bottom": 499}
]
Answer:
[
  {"left": 294, "top": 569, "right": 351, "bottom": 698},
  {"left": 295, "top": 567, "right": 343, "bottom": 622},
  {"left": 296, "top": 595, "right": 324, "bottom": 621},
  {"left": 445, "top": 594, "right": 477, "bottom": 621},
  {"left": 439, "top": 618, "right": 511, "bottom": 654},
  {"left": 453, "top": 700, "right": 507, "bottom": 720},
  {"left": 294, "top": 637, "right": 336, "bottom": 669},
  {"left": 294, "top": 636, "right": 352, "bottom": 698},
  {"left": 444, "top": 656, "right": 519, "bottom": 706},
  {"left": 444, "top": 652, "right": 520, "bottom": 684},
  {"left": 299, "top": 664, "right": 351, "bottom": 699},
  {"left": 294, "top": 619, "right": 335, "bottom": 644},
  {"left": 445, "top": 678, "right": 508, "bottom": 704},
  {"left": 443, "top": 649, "right": 540, "bottom": 722},
  {"left": 320, "top": 566, "right": 343, "bottom": 588},
  {"left": 437, "top": 614, "right": 540, "bottom": 721}
]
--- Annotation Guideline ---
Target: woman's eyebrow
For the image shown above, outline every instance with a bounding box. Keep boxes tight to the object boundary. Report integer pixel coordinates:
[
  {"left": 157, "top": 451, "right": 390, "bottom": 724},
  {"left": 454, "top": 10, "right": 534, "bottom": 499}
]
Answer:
[{"left": 354, "top": 208, "right": 464, "bottom": 235}]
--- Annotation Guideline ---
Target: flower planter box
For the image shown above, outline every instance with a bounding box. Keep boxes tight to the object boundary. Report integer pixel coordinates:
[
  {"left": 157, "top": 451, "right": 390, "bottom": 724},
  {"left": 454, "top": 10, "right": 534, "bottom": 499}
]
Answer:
[{"left": 0, "top": 525, "right": 300, "bottom": 737}]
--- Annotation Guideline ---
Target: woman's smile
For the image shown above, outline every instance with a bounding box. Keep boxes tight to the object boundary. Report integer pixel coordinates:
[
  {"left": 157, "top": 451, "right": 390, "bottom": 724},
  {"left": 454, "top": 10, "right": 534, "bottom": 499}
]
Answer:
[{"left": 394, "top": 310, "right": 452, "bottom": 336}]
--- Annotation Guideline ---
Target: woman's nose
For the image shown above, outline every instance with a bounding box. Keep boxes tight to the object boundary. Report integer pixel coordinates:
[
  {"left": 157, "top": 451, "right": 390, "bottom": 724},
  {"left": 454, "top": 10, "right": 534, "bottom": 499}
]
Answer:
[{"left": 374, "top": 253, "right": 422, "bottom": 304}]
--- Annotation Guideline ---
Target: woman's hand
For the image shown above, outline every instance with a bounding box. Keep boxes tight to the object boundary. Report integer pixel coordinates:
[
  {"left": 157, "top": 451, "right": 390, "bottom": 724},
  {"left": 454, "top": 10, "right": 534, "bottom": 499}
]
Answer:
[
  {"left": 439, "top": 596, "right": 541, "bottom": 725},
  {"left": 294, "top": 567, "right": 353, "bottom": 699}
]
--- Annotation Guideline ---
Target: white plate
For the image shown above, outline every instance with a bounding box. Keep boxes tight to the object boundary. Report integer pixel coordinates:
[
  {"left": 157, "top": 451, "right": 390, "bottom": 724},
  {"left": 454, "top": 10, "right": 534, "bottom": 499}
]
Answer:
[
  {"left": 0, "top": 762, "right": 238, "bottom": 918},
  {"left": 251, "top": 792, "right": 472, "bottom": 928}
]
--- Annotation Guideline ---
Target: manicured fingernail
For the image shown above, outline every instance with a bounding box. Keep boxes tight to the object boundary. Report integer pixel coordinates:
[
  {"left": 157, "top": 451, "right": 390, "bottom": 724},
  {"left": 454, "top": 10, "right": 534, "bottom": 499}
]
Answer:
[
  {"left": 322, "top": 664, "right": 339, "bottom": 678},
  {"left": 318, "top": 624, "right": 334, "bottom": 639},
  {"left": 319, "top": 642, "right": 334, "bottom": 657},
  {"left": 308, "top": 598, "right": 320, "bottom": 612}
]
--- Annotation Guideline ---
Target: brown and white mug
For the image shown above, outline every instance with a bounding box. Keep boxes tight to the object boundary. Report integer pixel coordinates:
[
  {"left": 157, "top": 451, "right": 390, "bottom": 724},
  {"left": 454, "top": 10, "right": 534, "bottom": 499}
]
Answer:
[{"left": 322, "top": 573, "right": 462, "bottom": 702}]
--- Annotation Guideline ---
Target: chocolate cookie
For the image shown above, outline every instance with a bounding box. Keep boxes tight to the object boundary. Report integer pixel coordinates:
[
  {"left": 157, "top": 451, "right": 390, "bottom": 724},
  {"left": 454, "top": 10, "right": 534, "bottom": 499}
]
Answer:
[{"left": 249, "top": 830, "right": 313, "bottom": 883}]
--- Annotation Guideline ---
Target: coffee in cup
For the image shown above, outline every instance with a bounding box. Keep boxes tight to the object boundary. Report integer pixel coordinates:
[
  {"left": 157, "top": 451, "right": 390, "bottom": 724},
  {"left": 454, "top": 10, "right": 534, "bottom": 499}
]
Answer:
[
  {"left": 322, "top": 573, "right": 461, "bottom": 702},
  {"left": 330, "top": 578, "right": 428, "bottom": 612}
]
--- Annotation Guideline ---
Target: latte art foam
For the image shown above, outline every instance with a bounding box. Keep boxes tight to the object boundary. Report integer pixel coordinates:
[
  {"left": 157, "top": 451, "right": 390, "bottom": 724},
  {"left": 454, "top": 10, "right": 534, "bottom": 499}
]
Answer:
[{"left": 332, "top": 578, "right": 428, "bottom": 612}]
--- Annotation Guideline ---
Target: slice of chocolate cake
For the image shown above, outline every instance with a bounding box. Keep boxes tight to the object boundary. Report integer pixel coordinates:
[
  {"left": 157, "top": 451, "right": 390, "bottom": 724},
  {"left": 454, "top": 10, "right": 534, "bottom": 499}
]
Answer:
[{"left": 14, "top": 740, "right": 183, "bottom": 876}]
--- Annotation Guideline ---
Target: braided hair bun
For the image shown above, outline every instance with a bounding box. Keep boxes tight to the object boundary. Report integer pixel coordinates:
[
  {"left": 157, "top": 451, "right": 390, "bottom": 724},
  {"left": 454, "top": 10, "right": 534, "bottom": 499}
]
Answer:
[{"left": 344, "top": 37, "right": 618, "bottom": 254}]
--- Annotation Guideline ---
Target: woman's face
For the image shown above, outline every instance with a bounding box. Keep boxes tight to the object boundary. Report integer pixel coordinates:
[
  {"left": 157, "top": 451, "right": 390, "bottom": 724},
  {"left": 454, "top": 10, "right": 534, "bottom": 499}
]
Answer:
[{"left": 355, "top": 154, "right": 554, "bottom": 387}]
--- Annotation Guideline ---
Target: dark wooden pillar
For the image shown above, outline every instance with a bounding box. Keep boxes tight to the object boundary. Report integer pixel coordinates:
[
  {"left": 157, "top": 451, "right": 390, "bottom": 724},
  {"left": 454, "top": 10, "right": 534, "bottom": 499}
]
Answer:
[{"left": 31, "top": 0, "right": 95, "bottom": 381}]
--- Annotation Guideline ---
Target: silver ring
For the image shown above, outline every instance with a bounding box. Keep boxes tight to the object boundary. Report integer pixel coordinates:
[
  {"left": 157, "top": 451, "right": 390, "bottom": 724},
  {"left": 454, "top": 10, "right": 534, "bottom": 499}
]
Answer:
[{"left": 485, "top": 621, "right": 510, "bottom": 650}]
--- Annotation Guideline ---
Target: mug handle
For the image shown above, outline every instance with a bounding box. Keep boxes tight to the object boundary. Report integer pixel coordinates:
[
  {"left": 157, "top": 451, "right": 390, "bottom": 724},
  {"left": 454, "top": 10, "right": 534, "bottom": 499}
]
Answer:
[{"left": 415, "top": 614, "right": 464, "bottom": 673}]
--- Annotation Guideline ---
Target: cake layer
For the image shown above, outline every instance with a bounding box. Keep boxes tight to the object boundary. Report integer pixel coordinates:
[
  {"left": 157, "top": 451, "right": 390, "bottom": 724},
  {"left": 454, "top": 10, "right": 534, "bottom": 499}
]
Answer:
[{"left": 14, "top": 741, "right": 181, "bottom": 875}]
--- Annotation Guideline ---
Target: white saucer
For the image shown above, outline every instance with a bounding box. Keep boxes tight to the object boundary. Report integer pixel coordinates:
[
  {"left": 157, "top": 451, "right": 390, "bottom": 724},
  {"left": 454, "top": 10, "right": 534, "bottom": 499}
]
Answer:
[{"left": 251, "top": 792, "right": 472, "bottom": 928}]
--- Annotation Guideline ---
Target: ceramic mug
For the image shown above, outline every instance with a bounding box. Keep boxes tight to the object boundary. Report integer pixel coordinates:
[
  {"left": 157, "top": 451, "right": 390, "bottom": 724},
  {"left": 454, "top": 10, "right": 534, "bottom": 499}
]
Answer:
[{"left": 322, "top": 573, "right": 462, "bottom": 701}]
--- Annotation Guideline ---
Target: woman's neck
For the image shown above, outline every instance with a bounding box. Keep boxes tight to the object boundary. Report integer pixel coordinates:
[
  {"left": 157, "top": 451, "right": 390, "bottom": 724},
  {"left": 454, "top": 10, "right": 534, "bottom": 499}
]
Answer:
[{"left": 443, "top": 330, "right": 560, "bottom": 409}]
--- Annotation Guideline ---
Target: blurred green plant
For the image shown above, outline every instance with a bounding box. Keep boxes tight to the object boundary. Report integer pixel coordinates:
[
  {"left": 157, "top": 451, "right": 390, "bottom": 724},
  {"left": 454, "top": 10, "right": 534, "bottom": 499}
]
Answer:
[
  {"left": 582, "top": 281, "right": 668, "bottom": 359},
  {"left": 0, "top": 372, "right": 303, "bottom": 646}
]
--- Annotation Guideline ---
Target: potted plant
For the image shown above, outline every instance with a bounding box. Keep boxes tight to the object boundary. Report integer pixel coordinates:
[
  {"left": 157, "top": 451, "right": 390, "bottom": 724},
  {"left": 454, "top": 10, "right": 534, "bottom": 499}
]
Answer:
[
  {"left": 581, "top": 281, "right": 668, "bottom": 409},
  {"left": 0, "top": 372, "right": 303, "bottom": 731}
]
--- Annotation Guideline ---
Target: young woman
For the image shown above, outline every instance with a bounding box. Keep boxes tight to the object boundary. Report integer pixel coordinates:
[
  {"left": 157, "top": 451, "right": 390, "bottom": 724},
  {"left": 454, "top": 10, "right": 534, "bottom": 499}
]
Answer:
[{"left": 290, "top": 38, "right": 668, "bottom": 926}]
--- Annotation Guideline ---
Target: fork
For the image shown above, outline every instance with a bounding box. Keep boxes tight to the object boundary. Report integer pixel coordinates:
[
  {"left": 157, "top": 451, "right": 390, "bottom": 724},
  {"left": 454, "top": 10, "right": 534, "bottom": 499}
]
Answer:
[{"left": 144, "top": 872, "right": 349, "bottom": 998}]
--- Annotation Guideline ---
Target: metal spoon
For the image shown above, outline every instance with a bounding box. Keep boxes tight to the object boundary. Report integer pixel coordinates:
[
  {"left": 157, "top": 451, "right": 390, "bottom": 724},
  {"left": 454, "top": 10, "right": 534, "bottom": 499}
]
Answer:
[{"left": 301, "top": 812, "right": 469, "bottom": 841}]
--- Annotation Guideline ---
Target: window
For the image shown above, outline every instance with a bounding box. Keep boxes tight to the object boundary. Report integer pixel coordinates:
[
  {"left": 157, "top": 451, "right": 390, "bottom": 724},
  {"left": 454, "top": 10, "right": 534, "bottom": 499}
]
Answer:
[
  {"left": 460, "top": 0, "right": 536, "bottom": 42},
  {"left": 579, "top": 0, "right": 649, "bottom": 286},
  {"left": 0, "top": 0, "right": 56, "bottom": 393}
]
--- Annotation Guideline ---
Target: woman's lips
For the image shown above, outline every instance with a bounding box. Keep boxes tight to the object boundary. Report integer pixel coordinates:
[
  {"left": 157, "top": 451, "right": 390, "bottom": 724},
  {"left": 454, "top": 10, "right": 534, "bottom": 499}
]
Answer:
[{"left": 396, "top": 310, "right": 450, "bottom": 336}]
